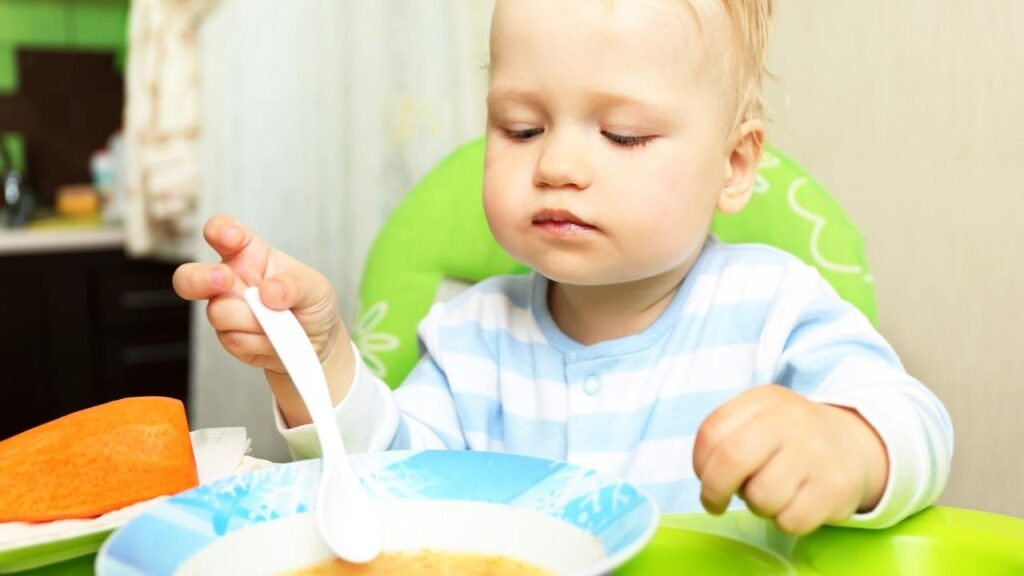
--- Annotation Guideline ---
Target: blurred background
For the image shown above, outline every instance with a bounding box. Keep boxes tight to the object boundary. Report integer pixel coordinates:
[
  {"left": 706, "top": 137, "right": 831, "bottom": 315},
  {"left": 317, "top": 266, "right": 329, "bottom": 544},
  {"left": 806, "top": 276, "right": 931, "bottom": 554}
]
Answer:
[{"left": 0, "top": 0, "right": 1020, "bottom": 518}]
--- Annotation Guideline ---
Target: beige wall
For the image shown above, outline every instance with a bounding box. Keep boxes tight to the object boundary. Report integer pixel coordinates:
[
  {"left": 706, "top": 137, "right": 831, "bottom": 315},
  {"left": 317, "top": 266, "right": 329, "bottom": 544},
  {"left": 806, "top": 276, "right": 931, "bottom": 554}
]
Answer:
[{"left": 764, "top": 1, "right": 1024, "bottom": 517}]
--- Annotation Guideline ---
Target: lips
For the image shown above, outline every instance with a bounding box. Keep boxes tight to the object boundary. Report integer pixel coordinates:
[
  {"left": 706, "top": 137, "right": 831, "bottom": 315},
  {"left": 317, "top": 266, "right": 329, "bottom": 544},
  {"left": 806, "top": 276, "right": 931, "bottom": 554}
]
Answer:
[
  {"left": 532, "top": 209, "right": 593, "bottom": 227},
  {"left": 531, "top": 208, "right": 597, "bottom": 236}
]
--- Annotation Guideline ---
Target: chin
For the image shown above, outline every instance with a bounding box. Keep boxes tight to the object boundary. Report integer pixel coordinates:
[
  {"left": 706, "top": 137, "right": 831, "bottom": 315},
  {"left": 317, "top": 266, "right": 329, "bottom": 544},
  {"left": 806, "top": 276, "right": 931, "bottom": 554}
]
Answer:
[
  {"left": 500, "top": 240, "right": 639, "bottom": 286},
  {"left": 530, "top": 261, "right": 625, "bottom": 287}
]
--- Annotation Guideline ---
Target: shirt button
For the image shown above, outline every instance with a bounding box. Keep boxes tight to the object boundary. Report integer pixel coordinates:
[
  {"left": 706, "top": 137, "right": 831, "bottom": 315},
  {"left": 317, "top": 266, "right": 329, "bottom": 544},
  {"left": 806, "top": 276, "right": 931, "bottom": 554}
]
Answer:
[{"left": 583, "top": 375, "right": 602, "bottom": 395}]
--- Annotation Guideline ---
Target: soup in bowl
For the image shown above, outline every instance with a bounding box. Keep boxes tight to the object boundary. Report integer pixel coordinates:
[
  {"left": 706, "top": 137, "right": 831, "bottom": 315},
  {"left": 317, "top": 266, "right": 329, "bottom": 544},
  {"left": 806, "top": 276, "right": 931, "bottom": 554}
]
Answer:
[{"left": 96, "top": 450, "right": 659, "bottom": 575}]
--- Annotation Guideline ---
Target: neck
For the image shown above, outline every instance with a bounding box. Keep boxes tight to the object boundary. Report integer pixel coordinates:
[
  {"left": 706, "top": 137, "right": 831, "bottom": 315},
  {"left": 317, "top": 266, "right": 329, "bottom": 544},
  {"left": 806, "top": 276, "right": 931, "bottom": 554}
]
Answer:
[{"left": 547, "top": 266, "right": 690, "bottom": 346}]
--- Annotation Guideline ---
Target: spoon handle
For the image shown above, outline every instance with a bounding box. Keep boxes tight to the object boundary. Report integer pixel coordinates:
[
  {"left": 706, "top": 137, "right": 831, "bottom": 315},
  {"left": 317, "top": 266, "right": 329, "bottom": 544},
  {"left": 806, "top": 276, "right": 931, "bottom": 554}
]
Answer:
[
  {"left": 242, "top": 287, "right": 346, "bottom": 459},
  {"left": 243, "top": 286, "right": 382, "bottom": 564}
]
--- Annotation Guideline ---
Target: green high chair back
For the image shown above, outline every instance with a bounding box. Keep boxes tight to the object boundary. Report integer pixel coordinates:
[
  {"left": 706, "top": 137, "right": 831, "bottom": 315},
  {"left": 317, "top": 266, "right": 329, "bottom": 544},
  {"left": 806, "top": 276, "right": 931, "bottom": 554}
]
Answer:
[{"left": 355, "top": 138, "right": 876, "bottom": 389}]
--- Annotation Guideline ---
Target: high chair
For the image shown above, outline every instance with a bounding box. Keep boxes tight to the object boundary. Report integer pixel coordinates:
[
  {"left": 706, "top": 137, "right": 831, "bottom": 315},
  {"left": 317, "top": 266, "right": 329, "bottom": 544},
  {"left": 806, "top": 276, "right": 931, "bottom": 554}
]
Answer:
[
  {"left": 352, "top": 137, "right": 1024, "bottom": 575},
  {"left": 355, "top": 137, "right": 876, "bottom": 389}
]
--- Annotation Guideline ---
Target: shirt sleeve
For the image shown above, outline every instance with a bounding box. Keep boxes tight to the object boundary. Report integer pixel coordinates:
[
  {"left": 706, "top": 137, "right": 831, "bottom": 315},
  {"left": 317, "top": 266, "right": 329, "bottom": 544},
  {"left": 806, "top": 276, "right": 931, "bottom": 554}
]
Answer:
[
  {"left": 277, "top": 314, "right": 469, "bottom": 458},
  {"left": 385, "top": 302, "right": 470, "bottom": 451},
  {"left": 276, "top": 341, "right": 400, "bottom": 460},
  {"left": 767, "top": 264, "right": 954, "bottom": 529},
  {"left": 389, "top": 353, "right": 469, "bottom": 450}
]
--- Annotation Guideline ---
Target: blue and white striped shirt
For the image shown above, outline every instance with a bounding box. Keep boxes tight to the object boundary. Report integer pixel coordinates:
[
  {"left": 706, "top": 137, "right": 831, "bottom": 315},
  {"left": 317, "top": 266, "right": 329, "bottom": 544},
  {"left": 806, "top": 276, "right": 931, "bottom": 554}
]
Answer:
[{"left": 282, "top": 239, "right": 953, "bottom": 528}]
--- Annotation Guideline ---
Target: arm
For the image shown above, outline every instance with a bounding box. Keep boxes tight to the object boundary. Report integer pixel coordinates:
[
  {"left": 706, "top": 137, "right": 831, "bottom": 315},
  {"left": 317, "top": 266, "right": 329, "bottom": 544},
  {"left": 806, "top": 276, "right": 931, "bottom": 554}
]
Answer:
[
  {"left": 694, "top": 264, "right": 953, "bottom": 533},
  {"left": 278, "top": 309, "right": 470, "bottom": 458},
  {"left": 770, "top": 273, "right": 953, "bottom": 528},
  {"left": 275, "top": 342, "right": 401, "bottom": 460},
  {"left": 781, "top": 342, "right": 953, "bottom": 529},
  {"left": 175, "top": 216, "right": 470, "bottom": 458}
]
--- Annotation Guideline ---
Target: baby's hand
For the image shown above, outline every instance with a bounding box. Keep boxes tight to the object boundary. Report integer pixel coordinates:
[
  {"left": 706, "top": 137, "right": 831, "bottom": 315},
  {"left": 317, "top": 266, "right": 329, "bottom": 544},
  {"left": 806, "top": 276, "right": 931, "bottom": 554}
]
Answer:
[
  {"left": 692, "top": 385, "right": 889, "bottom": 535},
  {"left": 172, "top": 215, "right": 353, "bottom": 427}
]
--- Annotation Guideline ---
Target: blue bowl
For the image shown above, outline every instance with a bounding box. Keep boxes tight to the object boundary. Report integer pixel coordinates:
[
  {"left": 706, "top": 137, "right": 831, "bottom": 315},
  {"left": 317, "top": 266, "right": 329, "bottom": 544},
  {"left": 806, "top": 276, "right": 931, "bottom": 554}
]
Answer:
[{"left": 96, "top": 450, "right": 659, "bottom": 575}]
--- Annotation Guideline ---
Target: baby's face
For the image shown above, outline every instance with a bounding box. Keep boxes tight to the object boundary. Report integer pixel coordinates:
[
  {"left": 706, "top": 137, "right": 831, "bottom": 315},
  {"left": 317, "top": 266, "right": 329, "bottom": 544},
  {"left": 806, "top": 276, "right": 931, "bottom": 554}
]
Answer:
[{"left": 484, "top": 0, "right": 738, "bottom": 287}]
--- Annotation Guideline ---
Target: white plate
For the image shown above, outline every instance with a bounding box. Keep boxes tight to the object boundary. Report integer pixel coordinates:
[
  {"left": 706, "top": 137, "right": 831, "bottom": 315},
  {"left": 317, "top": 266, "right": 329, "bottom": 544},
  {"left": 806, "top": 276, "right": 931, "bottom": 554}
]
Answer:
[{"left": 0, "top": 428, "right": 265, "bottom": 574}]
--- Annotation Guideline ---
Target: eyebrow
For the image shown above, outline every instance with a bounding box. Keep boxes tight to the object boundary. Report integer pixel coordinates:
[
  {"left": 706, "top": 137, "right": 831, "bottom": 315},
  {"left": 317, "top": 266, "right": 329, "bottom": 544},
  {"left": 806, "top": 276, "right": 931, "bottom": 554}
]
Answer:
[
  {"left": 486, "top": 88, "right": 543, "bottom": 107},
  {"left": 487, "top": 88, "right": 676, "bottom": 118}
]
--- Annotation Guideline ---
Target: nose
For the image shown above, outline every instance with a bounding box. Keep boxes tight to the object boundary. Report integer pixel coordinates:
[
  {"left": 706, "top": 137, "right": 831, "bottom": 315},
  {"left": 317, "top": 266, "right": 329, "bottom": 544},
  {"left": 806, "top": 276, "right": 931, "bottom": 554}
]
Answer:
[{"left": 534, "top": 130, "right": 591, "bottom": 190}]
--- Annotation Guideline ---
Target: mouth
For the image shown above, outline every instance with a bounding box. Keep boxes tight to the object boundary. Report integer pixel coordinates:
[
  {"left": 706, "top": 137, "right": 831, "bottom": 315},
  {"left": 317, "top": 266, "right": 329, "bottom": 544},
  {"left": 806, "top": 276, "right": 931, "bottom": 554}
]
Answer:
[{"left": 531, "top": 208, "right": 598, "bottom": 236}]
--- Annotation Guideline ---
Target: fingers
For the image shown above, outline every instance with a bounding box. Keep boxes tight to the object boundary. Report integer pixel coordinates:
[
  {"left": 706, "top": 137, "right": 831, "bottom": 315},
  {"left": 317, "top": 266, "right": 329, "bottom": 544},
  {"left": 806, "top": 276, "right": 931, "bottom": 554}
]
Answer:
[
  {"left": 259, "top": 259, "right": 335, "bottom": 313},
  {"left": 693, "top": 385, "right": 787, "bottom": 477},
  {"left": 774, "top": 484, "right": 833, "bottom": 536},
  {"left": 203, "top": 215, "right": 255, "bottom": 260},
  {"left": 739, "top": 445, "right": 806, "bottom": 518},
  {"left": 173, "top": 263, "right": 235, "bottom": 301},
  {"left": 199, "top": 215, "right": 277, "bottom": 292},
  {"left": 216, "top": 330, "right": 282, "bottom": 371},
  {"left": 206, "top": 296, "right": 262, "bottom": 333},
  {"left": 207, "top": 296, "right": 282, "bottom": 370},
  {"left": 696, "top": 408, "right": 784, "bottom": 514}
]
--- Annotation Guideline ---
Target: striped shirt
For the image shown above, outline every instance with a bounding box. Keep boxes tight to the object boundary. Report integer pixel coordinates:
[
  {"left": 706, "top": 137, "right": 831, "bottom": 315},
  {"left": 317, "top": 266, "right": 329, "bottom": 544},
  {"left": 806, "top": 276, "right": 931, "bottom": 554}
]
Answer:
[{"left": 281, "top": 238, "right": 953, "bottom": 528}]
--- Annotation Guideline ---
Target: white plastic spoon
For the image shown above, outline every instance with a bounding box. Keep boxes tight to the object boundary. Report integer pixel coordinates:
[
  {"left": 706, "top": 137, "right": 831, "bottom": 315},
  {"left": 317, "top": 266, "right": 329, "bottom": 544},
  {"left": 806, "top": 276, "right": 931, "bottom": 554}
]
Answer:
[{"left": 243, "top": 286, "right": 383, "bottom": 564}]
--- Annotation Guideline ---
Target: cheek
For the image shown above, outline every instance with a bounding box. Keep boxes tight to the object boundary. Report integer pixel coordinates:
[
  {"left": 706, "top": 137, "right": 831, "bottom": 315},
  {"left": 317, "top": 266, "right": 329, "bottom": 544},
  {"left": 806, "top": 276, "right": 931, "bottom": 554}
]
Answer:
[
  {"left": 482, "top": 152, "right": 503, "bottom": 215},
  {"left": 609, "top": 164, "right": 718, "bottom": 239},
  {"left": 608, "top": 165, "right": 688, "bottom": 214},
  {"left": 482, "top": 186, "right": 502, "bottom": 232},
  {"left": 482, "top": 161, "right": 517, "bottom": 246},
  {"left": 636, "top": 155, "right": 721, "bottom": 210},
  {"left": 483, "top": 141, "right": 530, "bottom": 217}
]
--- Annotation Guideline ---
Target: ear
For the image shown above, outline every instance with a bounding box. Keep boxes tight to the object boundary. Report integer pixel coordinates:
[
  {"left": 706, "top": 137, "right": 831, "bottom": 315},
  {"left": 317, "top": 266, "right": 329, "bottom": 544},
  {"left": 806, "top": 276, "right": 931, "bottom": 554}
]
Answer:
[{"left": 717, "top": 119, "right": 765, "bottom": 215}]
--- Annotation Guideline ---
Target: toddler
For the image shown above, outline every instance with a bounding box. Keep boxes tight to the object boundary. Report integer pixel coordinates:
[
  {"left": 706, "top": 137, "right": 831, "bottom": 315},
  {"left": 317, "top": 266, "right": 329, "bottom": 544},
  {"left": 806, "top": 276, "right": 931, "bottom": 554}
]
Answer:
[{"left": 174, "top": 0, "right": 952, "bottom": 535}]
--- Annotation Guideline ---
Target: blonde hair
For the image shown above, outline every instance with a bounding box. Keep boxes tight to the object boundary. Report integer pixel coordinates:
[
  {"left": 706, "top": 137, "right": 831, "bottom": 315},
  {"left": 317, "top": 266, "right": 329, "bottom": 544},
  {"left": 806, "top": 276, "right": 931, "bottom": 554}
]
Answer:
[
  {"left": 719, "top": 0, "right": 773, "bottom": 123},
  {"left": 674, "top": 0, "right": 773, "bottom": 125},
  {"left": 503, "top": 0, "right": 773, "bottom": 125}
]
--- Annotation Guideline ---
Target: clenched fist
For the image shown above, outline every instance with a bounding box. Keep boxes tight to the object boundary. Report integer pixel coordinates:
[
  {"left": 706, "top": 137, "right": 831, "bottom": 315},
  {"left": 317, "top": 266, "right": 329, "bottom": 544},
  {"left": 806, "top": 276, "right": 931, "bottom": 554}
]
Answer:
[{"left": 693, "top": 385, "right": 889, "bottom": 535}]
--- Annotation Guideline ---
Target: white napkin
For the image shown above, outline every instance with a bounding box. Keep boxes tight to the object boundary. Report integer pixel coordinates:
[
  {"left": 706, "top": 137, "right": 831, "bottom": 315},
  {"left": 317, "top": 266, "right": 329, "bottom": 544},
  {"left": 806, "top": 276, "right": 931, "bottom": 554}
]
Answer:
[
  {"left": 190, "top": 427, "right": 252, "bottom": 484},
  {"left": 0, "top": 427, "right": 276, "bottom": 553}
]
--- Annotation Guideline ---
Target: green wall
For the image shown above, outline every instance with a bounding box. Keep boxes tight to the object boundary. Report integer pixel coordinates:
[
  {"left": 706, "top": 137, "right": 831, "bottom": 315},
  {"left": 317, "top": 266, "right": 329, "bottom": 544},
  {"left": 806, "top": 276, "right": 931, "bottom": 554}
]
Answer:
[
  {"left": 0, "top": 0, "right": 129, "bottom": 94},
  {"left": 0, "top": 0, "right": 127, "bottom": 171}
]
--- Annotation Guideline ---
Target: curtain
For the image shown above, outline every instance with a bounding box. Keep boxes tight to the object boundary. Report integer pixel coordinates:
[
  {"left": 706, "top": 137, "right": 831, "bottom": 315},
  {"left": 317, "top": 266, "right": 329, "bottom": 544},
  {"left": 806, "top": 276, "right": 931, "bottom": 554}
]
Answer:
[
  {"left": 124, "top": 0, "right": 219, "bottom": 259},
  {"left": 191, "top": 0, "right": 494, "bottom": 460}
]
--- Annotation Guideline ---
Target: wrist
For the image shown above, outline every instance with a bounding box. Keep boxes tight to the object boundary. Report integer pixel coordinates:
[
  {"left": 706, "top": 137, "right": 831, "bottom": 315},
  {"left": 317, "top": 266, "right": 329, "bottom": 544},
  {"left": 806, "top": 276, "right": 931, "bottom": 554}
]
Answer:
[
  {"left": 266, "top": 334, "right": 355, "bottom": 428},
  {"left": 322, "top": 334, "right": 356, "bottom": 406},
  {"left": 828, "top": 405, "right": 889, "bottom": 512}
]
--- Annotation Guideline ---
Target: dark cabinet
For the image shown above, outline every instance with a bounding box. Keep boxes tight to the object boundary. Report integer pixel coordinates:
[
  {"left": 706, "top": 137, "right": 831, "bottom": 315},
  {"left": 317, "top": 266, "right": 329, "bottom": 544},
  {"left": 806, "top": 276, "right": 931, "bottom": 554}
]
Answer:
[{"left": 0, "top": 248, "right": 190, "bottom": 440}]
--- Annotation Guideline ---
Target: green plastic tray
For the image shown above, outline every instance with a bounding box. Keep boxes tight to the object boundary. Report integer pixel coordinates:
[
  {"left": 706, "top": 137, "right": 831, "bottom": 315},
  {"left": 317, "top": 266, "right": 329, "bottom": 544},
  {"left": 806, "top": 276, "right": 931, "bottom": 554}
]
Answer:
[
  {"left": 616, "top": 507, "right": 1024, "bottom": 575},
  {"left": 0, "top": 528, "right": 112, "bottom": 575}
]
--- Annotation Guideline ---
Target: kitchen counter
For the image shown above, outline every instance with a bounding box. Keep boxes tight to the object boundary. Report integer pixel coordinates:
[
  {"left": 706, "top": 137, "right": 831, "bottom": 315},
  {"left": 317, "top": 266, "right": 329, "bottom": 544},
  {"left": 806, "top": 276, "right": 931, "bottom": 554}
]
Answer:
[{"left": 0, "top": 223, "right": 125, "bottom": 256}]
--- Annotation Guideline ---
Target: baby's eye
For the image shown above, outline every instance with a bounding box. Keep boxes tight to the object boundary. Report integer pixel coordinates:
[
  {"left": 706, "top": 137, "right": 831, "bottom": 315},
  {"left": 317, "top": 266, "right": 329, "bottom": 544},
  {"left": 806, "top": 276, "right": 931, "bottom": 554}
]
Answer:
[
  {"left": 504, "top": 127, "right": 544, "bottom": 141},
  {"left": 602, "top": 131, "right": 653, "bottom": 148}
]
